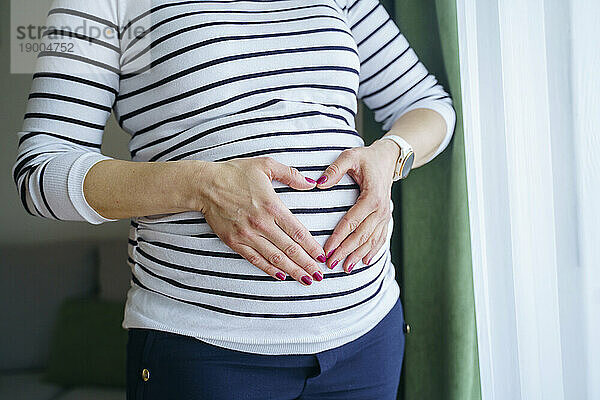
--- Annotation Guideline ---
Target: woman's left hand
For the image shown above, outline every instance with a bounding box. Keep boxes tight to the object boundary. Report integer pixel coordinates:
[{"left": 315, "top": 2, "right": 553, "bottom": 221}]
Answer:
[{"left": 316, "top": 138, "right": 402, "bottom": 272}]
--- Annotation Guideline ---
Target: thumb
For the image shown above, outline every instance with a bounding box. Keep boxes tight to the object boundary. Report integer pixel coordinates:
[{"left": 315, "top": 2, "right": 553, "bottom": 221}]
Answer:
[
  {"left": 317, "top": 150, "right": 357, "bottom": 189},
  {"left": 264, "top": 158, "right": 316, "bottom": 190}
]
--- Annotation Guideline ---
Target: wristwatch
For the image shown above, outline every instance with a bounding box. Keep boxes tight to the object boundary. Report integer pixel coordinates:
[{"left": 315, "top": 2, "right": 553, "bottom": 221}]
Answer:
[{"left": 378, "top": 135, "right": 415, "bottom": 181}]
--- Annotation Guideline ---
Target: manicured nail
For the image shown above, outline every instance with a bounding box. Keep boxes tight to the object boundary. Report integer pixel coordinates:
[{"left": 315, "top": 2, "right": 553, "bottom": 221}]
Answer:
[
  {"left": 326, "top": 249, "right": 335, "bottom": 259},
  {"left": 330, "top": 259, "right": 339, "bottom": 269},
  {"left": 317, "top": 254, "right": 326, "bottom": 263},
  {"left": 312, "top": 271, "right": 323, "bottom": 281},
  {"left": 305, "top": 177, "right": 316, "bottom": 183},
  {"left": 301, "top": 275, "right": 313, "bottom": 285},
  {"left": 317, "top": 175, "right": 328, "bottom": 184},
  {"left": 347, "top": 263, "right": 354, "bottom": 273},
  {"left": 366, "top": 257, "right": 373, "bottom": 265},
  {"left": 276, "top": 272, "right": 286, "bottom": 281}
]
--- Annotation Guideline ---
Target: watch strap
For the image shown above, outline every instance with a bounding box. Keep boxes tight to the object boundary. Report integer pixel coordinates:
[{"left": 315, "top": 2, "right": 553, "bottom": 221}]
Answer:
[{"left": 378, "top": 135, "right": 414, "bottom": 181}]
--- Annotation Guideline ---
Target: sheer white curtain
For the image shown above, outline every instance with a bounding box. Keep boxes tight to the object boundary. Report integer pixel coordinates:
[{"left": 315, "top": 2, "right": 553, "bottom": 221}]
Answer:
[
  {"left": 455, "top": 0, "right": 600, "bottom": 399},
  {"left": 572, "top": 1, "right": 600, "bottom": 399}
]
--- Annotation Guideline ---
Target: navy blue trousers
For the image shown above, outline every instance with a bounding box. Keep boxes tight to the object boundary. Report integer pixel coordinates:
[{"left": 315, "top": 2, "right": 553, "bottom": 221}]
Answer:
[{"left": 126, "top": 297, "right": 406, "bottom": 400}]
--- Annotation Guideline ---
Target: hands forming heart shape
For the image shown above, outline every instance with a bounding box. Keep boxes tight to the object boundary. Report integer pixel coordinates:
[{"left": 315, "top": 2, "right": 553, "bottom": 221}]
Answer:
[{"left": 198, "top": 139, "right": 399, "bottom": 286}]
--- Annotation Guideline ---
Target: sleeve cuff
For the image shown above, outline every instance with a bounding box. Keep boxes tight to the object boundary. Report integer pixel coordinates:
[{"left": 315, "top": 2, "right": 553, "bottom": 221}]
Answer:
[
  {"left": 419, "top": 100, "right": 457, "bottom": 164},
  {"left": 67, "top": 152, "right": 119, "bottom": 225}
]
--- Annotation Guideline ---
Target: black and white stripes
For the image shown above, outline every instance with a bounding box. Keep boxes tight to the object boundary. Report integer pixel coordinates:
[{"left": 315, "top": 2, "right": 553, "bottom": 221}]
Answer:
[{"left": 12, "top": 0, "right": 455, "bottom": 355}]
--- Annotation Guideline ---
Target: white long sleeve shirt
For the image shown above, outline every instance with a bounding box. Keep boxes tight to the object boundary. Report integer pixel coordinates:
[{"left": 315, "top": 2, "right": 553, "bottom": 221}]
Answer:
[{"left": 12, "top": 0, "right": 455, "bottom": 354}]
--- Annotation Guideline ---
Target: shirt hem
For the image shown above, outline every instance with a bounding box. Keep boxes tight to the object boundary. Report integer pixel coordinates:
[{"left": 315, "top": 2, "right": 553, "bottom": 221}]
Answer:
[{"left": 122, "top": 277, "right": 400, "bottom": 355}]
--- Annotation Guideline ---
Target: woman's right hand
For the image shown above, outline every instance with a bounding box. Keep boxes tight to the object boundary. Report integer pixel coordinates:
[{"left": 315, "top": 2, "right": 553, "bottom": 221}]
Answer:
[{"left": 190, "top": 156, "right": 326, "bottom": 286}]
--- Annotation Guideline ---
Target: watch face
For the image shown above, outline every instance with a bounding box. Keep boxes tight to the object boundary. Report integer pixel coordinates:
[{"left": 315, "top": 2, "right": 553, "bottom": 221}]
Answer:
[{"left": 401, "top": 152, "right": 415, "bottom": 179}]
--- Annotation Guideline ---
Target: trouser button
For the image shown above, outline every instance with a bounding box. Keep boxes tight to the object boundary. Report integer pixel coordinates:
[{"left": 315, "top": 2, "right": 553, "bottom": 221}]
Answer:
[{"left": 142, "top": 368, "right": 150, "bottom": 382}]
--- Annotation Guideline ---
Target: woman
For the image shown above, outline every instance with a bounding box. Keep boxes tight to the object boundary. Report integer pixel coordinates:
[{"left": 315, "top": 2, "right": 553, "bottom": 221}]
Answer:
[{"left": 13, "top": 0, "right": 455, "bottom": 398}]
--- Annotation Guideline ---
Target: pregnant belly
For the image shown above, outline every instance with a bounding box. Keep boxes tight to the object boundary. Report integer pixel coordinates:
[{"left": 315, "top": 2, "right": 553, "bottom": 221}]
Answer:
[
  {"left": 128, "top": 100, "right": 393, "bottom": 306},
  {"left": 131, "top": 187, "right": 392, "bottom": 317},
  {"left": 131, "top": 149, "right": 381, "bottom": 306}
]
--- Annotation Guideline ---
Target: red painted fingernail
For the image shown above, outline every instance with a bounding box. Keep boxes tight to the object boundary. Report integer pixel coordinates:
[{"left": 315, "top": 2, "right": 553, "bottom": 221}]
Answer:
[
  {"left": 347, "top": 263, "right": 354, "bottom": 273},
  {"left": 305, "top": 177, "right": 316, "bottom": 183},
  {"left": 367, "top": 257, "right": 373, "bottom": 265},
  {"left": 312, "top": 271, "right": 323, "bottom": 281},
  {"left": 276, "top": 272, "right": 286, "bottom": 281},
  {"left": 301, "top": 275, "right": 313, "bottom": 285},
  {"left": 330, "top": 260, "right": 339, "bottom": 269},
  {"left": 317, "top": 175, "right": 328, "bottom": 184},
  {"left": 317, "top": 254, "right": 326, "bottom": 263},
  {"left": 326, "top": 249, "right": 335, "bottom": 258}
]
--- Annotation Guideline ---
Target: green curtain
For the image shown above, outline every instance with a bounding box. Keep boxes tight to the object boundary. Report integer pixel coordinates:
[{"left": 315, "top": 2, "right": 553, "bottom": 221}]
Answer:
[{"left": 361, "top": 1, "right": 481, "bottom": 399}]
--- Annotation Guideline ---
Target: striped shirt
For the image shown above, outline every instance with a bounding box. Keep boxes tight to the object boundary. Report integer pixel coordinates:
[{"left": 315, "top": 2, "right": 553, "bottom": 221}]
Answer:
[{"left": 12, "top": 0, "right": 455, "bottom": 354}]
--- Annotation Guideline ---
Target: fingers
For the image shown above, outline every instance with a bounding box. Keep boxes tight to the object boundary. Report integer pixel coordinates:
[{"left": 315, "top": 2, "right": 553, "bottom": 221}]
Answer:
[
  {"left": 361, "top": 221, "right": 388, "bottom": 266},
  {"left": 361, "top": 206, "right": 393, "bottom": 265},
  {"left": 325, "top": 210, "right": 381, "bottom": 271},
  {"left": 250, "top": 234, "right": 323, "bottom": 286},
  {"left": 343, "top": 220, "right": 387, "bottom": 272},
  {"left": 257, "top": 157, "right": 326, "bottom": 263},
  {"left": 261, "top": 157, "right": 317, "bottom": 190},
  {"left": 323, "top": 190, "right": 379, "bottom": 259},
  {"left": 273, "top": 207, "right": 327, "bottom": 263},
  {"left": 259, "top": 218, "right": 324, "bottom": 282},
  {"left": 232, "top": 243, "right": 288, "bottom": 281},
  {"left": 316, "top": 148, "right": 358, "bottom": 189}
]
